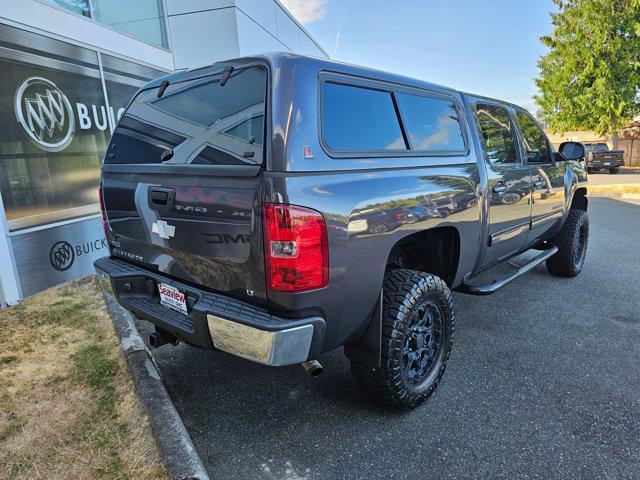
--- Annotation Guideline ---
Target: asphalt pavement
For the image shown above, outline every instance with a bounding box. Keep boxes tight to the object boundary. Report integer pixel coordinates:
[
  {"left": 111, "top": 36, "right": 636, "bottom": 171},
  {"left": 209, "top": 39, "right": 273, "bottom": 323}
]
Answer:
[
  {"left": 138, "top": 197, "right": 640, "bottom": 480},
  {"left": 587, "top": 169, "right": 640, "bottom": 185}
]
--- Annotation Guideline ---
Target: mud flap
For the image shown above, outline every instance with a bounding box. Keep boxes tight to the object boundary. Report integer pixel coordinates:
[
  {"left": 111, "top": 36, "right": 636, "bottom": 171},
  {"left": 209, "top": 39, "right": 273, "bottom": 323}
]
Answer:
[{"left": 344, "top": 290, "right": 382, "bottom": 369}]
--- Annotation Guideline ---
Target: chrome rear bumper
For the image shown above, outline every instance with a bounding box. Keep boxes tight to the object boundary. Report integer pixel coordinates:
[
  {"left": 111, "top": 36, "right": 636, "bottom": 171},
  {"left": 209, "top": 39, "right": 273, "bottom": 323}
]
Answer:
[
  {"left": 94, "top": 256, "right": 324, "bottom": 366},
  {"left": 207, "top": 314, "right": 314, "bottom": 366}
]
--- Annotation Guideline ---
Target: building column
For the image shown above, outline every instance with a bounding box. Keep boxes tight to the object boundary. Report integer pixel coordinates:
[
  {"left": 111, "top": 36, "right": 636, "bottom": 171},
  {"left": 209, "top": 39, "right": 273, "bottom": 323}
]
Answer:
[{"left": 0, "top": 192, "right": 21, "bottom": 306}]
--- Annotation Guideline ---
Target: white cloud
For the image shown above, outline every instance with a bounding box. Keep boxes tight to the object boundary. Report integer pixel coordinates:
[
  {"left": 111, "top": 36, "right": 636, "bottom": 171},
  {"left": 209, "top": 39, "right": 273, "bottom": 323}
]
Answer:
[{"left": 280, "top": 0, "right": 327, "bottom": 24}]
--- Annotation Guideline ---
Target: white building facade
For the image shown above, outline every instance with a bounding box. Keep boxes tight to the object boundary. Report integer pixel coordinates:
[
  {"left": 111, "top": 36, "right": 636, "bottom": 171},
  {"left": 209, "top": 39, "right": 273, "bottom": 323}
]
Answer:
[{"left": 0, "top": 0, "right": 327, "bottom": 306}]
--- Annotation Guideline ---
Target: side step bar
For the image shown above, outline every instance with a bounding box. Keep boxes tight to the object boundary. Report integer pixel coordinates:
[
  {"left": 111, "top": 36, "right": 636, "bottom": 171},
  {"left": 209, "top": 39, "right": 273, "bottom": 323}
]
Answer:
[{"left": 459, "top": 246, "right": 558, "bottom": 296}]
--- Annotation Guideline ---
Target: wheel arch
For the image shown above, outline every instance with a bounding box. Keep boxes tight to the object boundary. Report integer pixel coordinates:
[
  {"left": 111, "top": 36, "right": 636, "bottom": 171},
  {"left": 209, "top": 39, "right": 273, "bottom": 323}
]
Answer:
[
  {"left": 570, "top": 187, "right": 588, "bottom": 211},
  {"left": 384, "top": 226, "right": 461, "bottom": 287}
]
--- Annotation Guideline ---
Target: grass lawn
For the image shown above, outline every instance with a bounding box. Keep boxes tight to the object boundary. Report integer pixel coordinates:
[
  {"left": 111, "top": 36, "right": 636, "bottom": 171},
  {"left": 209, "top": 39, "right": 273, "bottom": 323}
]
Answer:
[
  {"left": 589, "top": 183, "right": 640, "bottom": 197},
  {"left": 0, "top": 277, "right": 167, "bottom": 479}
]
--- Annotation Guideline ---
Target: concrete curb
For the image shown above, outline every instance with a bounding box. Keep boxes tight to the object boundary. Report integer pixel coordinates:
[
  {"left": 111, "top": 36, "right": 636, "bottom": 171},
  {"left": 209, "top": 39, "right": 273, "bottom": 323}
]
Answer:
[{"left": 102, "top": 290, "right": 210, "bottom": 480}]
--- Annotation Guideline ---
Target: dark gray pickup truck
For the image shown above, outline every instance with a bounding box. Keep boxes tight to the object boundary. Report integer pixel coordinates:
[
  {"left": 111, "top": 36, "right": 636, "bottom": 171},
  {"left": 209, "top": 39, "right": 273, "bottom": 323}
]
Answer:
[
  {"left": 584, "top": 142, "right": 624, "bottom": 173},
  {"left": 95, "top": 53, "right": 589, "bottom": 409}
]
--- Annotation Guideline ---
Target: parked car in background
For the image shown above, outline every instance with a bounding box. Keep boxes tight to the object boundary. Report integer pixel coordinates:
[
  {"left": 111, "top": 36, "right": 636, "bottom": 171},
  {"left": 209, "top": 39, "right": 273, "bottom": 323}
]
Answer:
[
  {"left": 95, "top": 53, "right": 590, "bottom": 410},
  {"left": 351, "top": 207, "right": 408, "bottom": 233},
  {"left": 584, "top": 143, "right": 624, "bottom": 173}
]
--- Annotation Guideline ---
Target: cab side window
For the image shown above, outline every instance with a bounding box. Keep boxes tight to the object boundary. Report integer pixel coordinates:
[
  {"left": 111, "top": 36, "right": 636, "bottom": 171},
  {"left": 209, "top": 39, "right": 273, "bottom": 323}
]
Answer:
[
  {"left": 516, "top": 111, "right": 551, "bottom": 163},
  {"left": 475, "top": 104, "right": 519, "bottom": 165},
  {"left": 322, "top": 82, "right": 407, "bottom": 151}
]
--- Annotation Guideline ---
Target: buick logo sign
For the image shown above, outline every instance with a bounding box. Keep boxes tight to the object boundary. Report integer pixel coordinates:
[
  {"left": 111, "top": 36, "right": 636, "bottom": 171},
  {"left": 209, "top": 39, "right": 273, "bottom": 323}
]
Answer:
[
  {"left": 50, "top": 241, "right": 75, "bottom": 271},
  {"left": 15, "top": 77, "right": 75, "bottom": 152}
]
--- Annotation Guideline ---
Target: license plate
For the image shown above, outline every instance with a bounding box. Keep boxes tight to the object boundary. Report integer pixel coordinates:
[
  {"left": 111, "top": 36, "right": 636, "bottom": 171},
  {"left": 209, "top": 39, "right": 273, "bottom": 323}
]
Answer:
[
  {"left": 158, "top": 283, "right": 187, "bottom": 314},
  {"left": 604, "top": 162, "right": 611, "bottom": 166}
]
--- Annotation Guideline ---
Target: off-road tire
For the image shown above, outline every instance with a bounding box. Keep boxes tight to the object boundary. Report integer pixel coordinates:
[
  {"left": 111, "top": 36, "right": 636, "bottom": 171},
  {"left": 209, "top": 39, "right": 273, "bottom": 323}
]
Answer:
[
  {"left": 546, "top": 209, "right": 589, "bottom": 277},
  {"left": 351, "top": 270, "right": 454, "bottom": 410},
  {"left": 608, "top": 167, "right": 619, "bottom": 174}
]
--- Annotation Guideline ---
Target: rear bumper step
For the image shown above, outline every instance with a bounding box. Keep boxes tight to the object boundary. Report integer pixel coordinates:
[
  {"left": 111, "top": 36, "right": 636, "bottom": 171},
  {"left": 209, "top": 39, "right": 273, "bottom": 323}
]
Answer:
[
  {"left": 94, "top": 256, "right": 325, "bottom": 366},
  {"left": 459, "top": 246, "right": 558, "bottom": 296}
]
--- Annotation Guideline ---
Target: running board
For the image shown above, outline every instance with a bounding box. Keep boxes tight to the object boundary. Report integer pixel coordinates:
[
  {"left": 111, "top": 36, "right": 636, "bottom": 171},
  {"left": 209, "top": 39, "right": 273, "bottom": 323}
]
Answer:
[{"left": 459, "top": 246, "right": 558, "bottom": 296}]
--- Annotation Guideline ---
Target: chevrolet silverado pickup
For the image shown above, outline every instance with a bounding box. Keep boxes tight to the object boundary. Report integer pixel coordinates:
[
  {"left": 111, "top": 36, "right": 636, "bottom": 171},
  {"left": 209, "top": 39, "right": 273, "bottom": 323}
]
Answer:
[{"left": 95, "top": 53, "right": 589, "bottom": 409}]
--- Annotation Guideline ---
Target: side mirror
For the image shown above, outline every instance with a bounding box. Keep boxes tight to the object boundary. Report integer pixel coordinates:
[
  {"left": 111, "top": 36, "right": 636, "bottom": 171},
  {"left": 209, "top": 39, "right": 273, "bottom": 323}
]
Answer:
[{"left": 558, "top": 141, "right": 585, "bottom": 161}]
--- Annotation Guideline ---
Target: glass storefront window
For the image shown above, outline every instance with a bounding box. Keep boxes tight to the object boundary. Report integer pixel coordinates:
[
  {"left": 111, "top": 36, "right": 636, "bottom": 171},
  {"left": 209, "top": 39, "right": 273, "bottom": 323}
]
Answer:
[
  {"left": 92, "top": 0, "right": 168, "bottom": 48},
  {"left": 101, "top": 53, "right": 167, "bottom": 119},
  {"left": 0, "top": 29, "right": 108, "bottom": 228},
  {"left": 44, "top": 0, "right": 91, "bottom": 17},
  {"left": 0, "top": 24, "right": 168, "bottom": 230}
]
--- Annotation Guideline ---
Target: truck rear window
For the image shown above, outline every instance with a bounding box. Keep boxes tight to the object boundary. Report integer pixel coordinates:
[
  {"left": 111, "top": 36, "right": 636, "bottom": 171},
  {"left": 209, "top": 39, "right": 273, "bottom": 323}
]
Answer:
[
  {"left": 587, "top": 143, "right": 608, "bottom": 152},
  {"left": 106, "top": 66, "right": 267, "bottom": 166}
]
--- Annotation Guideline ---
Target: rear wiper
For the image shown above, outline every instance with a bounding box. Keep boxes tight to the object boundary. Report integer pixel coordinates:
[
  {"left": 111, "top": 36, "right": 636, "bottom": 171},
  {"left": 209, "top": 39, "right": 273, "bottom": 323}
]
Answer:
[
  {"left": 160, "top": 148, "right": 174, "bottom": 163},
  {"left": 220, "top": 66, "right": 234, "bottom": 87},
  {"left": 157, "top": 80, "right": 170, "bottom": 98}
]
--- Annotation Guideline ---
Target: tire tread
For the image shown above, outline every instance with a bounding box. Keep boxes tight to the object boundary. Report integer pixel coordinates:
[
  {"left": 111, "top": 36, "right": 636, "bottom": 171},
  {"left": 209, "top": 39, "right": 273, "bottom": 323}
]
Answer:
[
  {"left": 546, "top": 209, "right": 589, "bottom": 277},
  {"left": 351, "top": 269, "right": 454, "bottom": 409}
]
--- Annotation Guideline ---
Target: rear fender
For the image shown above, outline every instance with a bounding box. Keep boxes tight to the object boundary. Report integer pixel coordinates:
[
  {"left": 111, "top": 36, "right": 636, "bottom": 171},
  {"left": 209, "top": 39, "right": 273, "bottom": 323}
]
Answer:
[{"left": 263, "top": 166, "right": 480, "bottom": 353}]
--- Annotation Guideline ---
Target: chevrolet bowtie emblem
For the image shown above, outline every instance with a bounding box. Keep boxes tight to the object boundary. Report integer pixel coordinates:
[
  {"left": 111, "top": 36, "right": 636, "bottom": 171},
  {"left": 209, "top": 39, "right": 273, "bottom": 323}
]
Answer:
[{"left": 152, "top": 220, "right": 175, "bottom": 239}]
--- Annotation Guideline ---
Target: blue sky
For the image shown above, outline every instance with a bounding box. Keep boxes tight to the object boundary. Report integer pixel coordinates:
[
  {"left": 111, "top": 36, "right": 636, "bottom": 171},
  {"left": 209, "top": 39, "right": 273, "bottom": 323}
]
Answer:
[{"left": 282, "top": 0, "right": 557, "bottom": 112}]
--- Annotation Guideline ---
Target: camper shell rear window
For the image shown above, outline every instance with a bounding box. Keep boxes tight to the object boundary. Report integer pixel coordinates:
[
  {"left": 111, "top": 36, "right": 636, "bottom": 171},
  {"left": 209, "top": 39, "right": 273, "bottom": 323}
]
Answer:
[{"left": 105, "top": 65, "right": 267, "bottom": 166}]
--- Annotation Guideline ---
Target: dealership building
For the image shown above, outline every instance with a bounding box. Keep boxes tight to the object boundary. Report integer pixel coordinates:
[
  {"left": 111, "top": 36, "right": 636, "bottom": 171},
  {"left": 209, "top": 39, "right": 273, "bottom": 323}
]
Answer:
[{"left": 0, "top": 0, "right": 327, "bottom": 306}]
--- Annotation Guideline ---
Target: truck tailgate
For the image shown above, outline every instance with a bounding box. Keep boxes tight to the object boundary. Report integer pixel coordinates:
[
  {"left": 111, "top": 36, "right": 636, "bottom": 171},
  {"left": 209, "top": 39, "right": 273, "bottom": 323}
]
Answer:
[
  {"left": 102, "top": 169, "right": 267, "bottom": 304},
  {"left": 101, "top": 63, "right": 269, "bottom": 304}
]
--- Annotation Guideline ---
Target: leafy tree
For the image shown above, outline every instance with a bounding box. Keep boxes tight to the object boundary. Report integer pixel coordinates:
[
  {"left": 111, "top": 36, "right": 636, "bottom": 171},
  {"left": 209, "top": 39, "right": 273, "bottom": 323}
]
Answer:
[{"left": 535, "top": 0, "right": 640, "bottom": 147}]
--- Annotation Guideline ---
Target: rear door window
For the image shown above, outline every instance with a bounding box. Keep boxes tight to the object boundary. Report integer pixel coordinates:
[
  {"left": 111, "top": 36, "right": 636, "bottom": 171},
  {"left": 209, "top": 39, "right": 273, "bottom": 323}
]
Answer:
[
  {"left": 395, "top": 93, "right": 466, "bottom": 152},
  {"left": 322, "top": 82, "right": 407, "bottom": 152},
  {"left": 475, "top": 104, "right": 519, "bottom": 165},
  {"left": 106, "top": 66, "right": 267, "bottom": 165},
  {"left": 515, "top": 110, "right": 551, "bottom": 163}
]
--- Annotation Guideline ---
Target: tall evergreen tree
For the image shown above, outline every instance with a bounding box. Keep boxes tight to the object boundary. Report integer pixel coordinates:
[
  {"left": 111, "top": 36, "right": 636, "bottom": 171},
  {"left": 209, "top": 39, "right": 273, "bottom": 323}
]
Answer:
[{"left": 536, "top": 0, "right": 640, "bottom": 146}]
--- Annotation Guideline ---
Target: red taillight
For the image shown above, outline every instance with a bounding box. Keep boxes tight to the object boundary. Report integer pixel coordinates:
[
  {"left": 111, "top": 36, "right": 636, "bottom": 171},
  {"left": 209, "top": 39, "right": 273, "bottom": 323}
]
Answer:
[
  {"left": 262, "top": 204, "right": 328, "bottom": 292},
  {"left": 99, "top": 186, "right": 108, "bottom": 239}
]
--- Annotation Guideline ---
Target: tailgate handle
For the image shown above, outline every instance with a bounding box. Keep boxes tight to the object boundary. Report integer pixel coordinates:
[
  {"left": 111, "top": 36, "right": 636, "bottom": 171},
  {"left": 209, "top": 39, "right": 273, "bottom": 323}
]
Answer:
[
  {"left": 148, "top": 187, "right": 175, "bottom": 212},
  {"left": 151, "top": 191, "right": 168, "bottom": 205}
]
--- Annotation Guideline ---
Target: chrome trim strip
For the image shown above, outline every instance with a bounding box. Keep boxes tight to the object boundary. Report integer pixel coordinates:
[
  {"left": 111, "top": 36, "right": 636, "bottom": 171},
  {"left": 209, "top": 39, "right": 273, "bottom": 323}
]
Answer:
[
  {"left": 8, "top": 206, "right": 101, "bottom": 233},
  {"left": 531, "top": 210, "right": 563, "bottom": 229},
  {"left": 102, "top": 70, "right": 148, "bottom": 88},
  {"left": 489, "top": 221, "right": 530, "bottom": 246},
  {"left": 0, "top": 18, "right": 172, "bottom": 71},
  {"left": 0, "top": 46, "right": 101, "bottom": 78}
]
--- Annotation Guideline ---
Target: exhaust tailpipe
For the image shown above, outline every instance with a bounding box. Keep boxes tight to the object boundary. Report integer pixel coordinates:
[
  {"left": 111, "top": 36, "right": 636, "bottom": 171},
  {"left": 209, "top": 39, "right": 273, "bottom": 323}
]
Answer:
[{"left": 301, "top": 360, "right": 324, "bottom": 377}]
